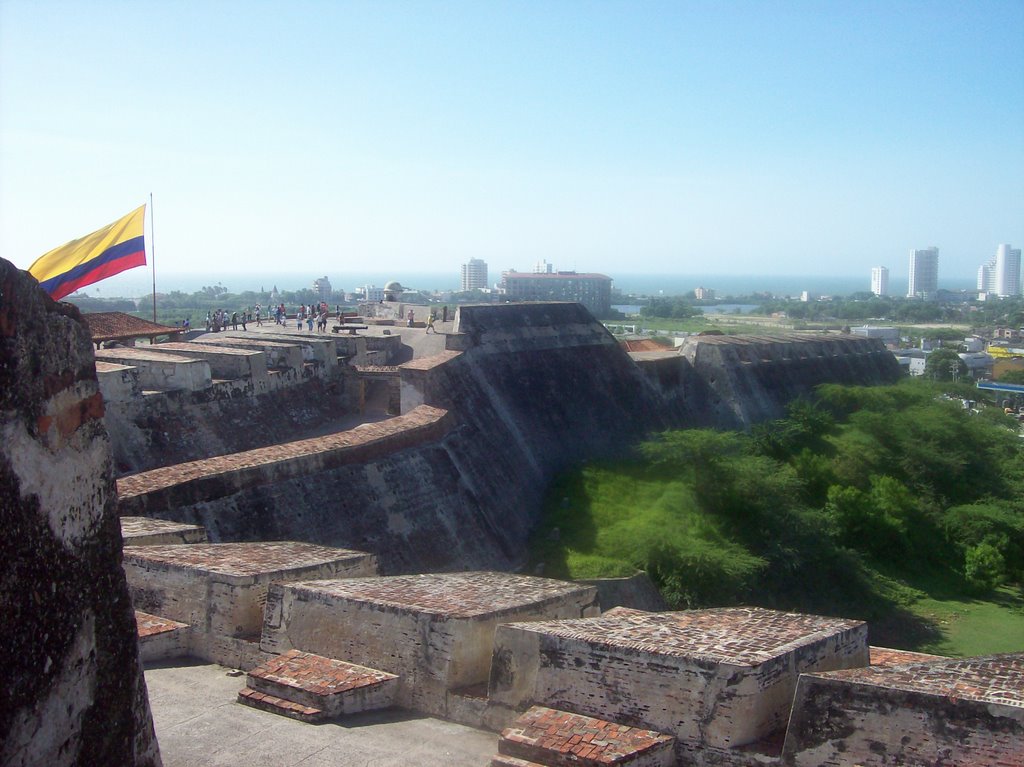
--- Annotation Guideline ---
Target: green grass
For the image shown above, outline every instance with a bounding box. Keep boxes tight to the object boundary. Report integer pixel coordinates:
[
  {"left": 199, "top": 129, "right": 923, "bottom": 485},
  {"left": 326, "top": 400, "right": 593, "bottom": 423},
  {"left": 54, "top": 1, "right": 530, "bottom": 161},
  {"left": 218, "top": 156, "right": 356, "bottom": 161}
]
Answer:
[
  {"left": 909, "top": 587, "right": 1024, "bottom": 656},
  {"left": 532, "top": 463, "right": 1024, "bottom": 658}
]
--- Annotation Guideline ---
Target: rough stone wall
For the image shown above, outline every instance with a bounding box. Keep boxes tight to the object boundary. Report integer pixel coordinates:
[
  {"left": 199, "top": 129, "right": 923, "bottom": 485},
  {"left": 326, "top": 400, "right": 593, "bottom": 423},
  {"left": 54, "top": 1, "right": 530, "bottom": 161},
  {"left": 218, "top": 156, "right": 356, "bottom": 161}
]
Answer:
[
  {"left": 675, "top": 333, "right": 902, "bottom": 428},
  {"left": 0, "top": 258, "right": 161, "bottom": 766},
  {"left": 782, "top": 666, "right": 1024, "bottom": 766},
  {"left": 103, "top": 373, "right": 350, "bottom": 475}
]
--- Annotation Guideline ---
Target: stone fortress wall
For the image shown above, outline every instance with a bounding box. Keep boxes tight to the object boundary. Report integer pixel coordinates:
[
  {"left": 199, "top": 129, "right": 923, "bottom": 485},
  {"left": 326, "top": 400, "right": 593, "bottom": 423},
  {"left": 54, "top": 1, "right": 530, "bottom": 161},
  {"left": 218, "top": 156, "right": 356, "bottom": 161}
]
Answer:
[{"left": 115, "top": 301, "right": 902, "bottom": 575}]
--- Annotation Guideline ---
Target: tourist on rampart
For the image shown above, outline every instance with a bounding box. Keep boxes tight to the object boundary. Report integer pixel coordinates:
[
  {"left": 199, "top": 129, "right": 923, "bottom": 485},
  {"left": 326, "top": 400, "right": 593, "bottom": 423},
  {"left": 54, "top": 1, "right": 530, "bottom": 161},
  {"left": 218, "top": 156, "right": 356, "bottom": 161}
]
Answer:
[
  {"left": 307, "top": 313, "right": 314, "bottom": 332},
  {"left": 407, "top": 308, "right": 414, "bottom": 327},
  {"left": 426, "top": 313, "right": 436, "bottom": 333},
  {"left": 205, "top": 311, "right": 211, "bottom": 331},
  {"left": 231, "top": 312, "right": 238, "bottom": 330}
]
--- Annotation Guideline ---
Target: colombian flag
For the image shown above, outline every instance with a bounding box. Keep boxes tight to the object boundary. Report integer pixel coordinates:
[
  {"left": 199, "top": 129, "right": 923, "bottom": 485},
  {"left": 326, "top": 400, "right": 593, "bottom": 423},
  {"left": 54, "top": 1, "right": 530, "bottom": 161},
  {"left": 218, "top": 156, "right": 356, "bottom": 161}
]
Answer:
[{"left": 28, "top": 206, "right": 147, "bottom": 301}]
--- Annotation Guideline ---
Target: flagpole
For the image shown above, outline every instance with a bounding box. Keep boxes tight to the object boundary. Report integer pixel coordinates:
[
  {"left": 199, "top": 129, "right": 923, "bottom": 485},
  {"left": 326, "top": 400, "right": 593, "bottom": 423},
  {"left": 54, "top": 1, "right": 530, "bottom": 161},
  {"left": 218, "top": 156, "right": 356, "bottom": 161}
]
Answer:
[{"left": 150, "top": 192, "right": 157, "bottom": 323}]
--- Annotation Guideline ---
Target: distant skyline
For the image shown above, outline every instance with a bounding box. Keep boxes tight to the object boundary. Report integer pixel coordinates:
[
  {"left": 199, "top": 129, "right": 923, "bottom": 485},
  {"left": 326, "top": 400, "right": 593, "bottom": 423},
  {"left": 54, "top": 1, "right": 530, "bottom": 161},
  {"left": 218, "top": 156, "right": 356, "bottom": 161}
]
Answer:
[{"left": 2, "top": 2, "right": 1022, "bottom": 281}]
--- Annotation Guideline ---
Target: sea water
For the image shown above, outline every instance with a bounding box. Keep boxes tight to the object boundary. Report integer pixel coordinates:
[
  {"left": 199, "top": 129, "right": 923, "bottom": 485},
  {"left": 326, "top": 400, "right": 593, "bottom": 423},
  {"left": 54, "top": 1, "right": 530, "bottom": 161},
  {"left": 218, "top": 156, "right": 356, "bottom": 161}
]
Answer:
[{"left": 83, "top": 270, "right": 978, "bottom": 300}]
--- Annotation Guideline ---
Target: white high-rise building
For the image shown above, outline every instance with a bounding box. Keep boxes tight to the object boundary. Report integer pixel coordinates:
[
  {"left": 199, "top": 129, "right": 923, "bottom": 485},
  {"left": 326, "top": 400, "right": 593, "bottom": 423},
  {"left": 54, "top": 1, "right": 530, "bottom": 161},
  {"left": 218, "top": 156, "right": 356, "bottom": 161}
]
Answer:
[
  {"left": 907, "top": 247, "right": 939, "bottom": 298},
  {"left": 995, "top": 244, "right": 1021, "bottom": 297},
  {"left": 978, "top": 263, "right": 994, "bottom": 293},
  {"left": 460, "top": 258, "right": 488, "bottom": 292},
  {"left": 871, "top": 266, "right": 889, "bottom": 297},
  {"left": 977, "top": 244, "right": 1021, "bottom": 297}
]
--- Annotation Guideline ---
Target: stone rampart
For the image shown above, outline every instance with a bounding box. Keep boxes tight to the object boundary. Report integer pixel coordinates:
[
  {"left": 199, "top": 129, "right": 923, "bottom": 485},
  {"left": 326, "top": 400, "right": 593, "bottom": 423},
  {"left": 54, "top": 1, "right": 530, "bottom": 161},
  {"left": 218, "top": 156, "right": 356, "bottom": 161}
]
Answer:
[
  {"left": 103, "top": 374, "right": 352, "bottom": 475},
  {"left": 116, "top": 304, "right": 903, "bottom": 574},
  {"left": 673, "top": 332, "right": 901, "bottom": 428},
  {"left": 118, "top": 404, "right": 453, "bottom": 516}
]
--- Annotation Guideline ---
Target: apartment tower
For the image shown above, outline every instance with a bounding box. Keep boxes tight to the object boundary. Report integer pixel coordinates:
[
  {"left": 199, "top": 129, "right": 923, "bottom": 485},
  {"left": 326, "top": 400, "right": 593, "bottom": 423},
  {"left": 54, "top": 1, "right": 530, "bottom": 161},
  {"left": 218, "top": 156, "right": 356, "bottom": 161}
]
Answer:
[
  {"left": 871, "top": 266, "right": 889, "bottom": 297},
  {"left": 460, "top": 258, "right": 489, "bottom": 292},
  {"left": 907, "top": 247, "right": 939, "bottom": 298}
]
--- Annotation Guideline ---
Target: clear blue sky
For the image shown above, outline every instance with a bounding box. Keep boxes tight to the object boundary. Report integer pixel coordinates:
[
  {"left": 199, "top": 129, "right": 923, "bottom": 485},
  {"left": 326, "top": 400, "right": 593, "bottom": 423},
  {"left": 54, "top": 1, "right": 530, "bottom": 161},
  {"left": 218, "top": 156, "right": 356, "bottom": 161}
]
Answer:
[{"left": 2, "top": 1, "right": 1022, "bottom": 284}]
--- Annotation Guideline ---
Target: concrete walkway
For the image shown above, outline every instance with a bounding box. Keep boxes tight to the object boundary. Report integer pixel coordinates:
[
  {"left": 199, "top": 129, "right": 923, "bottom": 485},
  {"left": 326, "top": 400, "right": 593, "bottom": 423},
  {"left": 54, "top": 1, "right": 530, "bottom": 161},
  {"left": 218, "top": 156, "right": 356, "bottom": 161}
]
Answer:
[{"left": 145, "top": 661, "right": 497, "bottom": 767}]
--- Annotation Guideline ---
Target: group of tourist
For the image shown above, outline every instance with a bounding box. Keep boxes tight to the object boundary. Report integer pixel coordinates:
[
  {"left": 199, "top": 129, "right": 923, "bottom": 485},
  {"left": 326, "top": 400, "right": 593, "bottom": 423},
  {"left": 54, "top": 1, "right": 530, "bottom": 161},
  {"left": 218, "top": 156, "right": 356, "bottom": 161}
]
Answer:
[
  {"left": 291, "top": 302, "right": 332, "bottom": 332},
  {"left": 204, "top": 308, "right": 247, "bottom": 332}
]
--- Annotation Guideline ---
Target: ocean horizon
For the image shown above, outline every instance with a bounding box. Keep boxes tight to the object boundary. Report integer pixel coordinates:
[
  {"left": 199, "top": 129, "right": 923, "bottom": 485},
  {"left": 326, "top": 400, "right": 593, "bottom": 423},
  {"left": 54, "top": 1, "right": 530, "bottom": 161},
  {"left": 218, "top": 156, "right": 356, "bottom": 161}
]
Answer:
[{"left": 79, "top": 269, "right": 980, "bottom": 301}]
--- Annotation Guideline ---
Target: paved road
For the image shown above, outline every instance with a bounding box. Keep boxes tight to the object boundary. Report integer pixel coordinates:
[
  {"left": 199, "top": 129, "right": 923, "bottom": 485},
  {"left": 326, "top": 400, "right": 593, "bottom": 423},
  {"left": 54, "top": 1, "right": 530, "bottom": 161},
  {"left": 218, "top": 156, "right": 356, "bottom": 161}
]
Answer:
[{"left": 145, "top": 661, "right": 497, "bottom": 767}]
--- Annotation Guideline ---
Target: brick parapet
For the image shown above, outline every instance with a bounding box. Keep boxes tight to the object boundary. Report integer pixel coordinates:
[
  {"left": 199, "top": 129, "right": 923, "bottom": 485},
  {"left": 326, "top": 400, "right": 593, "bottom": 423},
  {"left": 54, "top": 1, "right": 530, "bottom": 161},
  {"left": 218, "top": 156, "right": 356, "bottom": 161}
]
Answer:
[{"left": 117, "top": 404, "right": 452, "bottom": 514}]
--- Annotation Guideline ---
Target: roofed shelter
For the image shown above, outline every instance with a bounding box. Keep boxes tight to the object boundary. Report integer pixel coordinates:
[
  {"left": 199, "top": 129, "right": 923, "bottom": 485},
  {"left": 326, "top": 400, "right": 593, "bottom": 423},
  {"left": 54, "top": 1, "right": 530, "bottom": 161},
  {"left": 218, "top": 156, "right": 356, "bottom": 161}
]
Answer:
[{"left": 83, "top": 311, "right": 183, "bottom": 348}]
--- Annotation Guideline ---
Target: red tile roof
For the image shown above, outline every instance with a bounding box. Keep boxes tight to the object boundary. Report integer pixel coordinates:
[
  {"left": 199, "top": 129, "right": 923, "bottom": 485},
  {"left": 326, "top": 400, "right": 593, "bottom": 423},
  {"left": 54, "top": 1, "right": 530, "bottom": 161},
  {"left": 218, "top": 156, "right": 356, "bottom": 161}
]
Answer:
[{"left": 83, "top": 312, "right": 183, "bottom": 342}]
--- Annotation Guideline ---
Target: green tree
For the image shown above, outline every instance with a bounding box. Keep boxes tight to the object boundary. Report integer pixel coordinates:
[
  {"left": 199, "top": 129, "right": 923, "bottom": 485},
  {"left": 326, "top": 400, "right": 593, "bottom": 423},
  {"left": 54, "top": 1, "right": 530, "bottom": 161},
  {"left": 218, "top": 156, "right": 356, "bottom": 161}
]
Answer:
[{"left": 924, "top": 348, "right": 967, "bottom": 381}]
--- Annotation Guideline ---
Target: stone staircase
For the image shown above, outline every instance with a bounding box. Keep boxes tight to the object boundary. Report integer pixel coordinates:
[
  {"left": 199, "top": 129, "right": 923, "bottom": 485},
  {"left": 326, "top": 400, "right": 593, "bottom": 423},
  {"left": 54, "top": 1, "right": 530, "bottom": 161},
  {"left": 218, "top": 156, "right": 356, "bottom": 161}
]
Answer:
[
  {"left": 237, "top": 649, "right": 399, "bottom": 723},
  {"left": 491, "top": 706, "right": 676, "bottom": 767}
]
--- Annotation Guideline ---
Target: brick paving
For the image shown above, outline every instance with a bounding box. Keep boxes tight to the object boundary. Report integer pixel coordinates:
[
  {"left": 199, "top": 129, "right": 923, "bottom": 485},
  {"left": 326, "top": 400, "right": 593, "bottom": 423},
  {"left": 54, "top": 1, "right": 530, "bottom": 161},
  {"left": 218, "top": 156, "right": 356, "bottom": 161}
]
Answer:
[
  {"left": 135, "top": 610, "right": 188, "bottom": 639},
  {"left": 499, "top": 706, "right": 674, "bottom": 766},
  {"left": 288, "top": 572, "right": 594, "bottom": 618},
  {"left": 123, "top": 541, "right": 370, "bottom": 577},
  {"left": 501, "top": 607, "right": 862, "bottom": 665},
  {"left": 869, "top": 646, "right": 947, "bottom": 667},
  {"left": 116, "top": 404, "right": 448, "bottom": 499},
  {"left": 814, "top": 653, "right": 1024, "bottom": 707},
  {"left": 250, "top": 650, "right": 398, "bottom": 696}
]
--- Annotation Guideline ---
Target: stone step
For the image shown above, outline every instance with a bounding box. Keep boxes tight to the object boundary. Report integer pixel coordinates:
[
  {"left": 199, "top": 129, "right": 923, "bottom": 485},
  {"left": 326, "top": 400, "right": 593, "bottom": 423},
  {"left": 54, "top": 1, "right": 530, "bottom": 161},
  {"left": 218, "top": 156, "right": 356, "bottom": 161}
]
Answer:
[
  {"left": 237, "top": 687, "right": 326, "bottom": 723},
  {"left": 499, "top": 706, "right": 676, "bottom": 767},
  {"left": 245, "top": 649, "right": 399, "bottom": 719}
]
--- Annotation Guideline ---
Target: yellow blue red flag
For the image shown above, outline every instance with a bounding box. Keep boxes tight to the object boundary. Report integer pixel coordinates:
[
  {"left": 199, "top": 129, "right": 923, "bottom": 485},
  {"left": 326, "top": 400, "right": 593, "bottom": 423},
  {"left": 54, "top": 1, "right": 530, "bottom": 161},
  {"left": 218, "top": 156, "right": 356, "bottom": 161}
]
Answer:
[{"left": 28, "top": 206, "right": 147, "bottom": 300}]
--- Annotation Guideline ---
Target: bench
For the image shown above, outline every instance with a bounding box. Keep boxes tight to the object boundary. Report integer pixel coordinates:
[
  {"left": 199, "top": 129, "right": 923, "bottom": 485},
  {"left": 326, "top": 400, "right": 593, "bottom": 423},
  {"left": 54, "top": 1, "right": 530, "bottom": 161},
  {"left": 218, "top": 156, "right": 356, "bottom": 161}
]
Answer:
[{"left": 332, "top": 324, "right": 369, "bottom": 334}]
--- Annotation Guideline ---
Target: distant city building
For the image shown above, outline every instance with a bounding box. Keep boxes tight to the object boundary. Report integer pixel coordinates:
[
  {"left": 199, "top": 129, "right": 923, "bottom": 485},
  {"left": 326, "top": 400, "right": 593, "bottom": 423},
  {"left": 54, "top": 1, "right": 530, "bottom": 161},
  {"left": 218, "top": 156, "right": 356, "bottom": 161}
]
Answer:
[
  {"left": 978, "top": 263, "right": 993, "bottom": 294},
  {"left": 312, "top": 276, "right": 332, "bottom": 301},
  {"left": 870, "top": 266, "right": 889, "bottom": 297},
  {"left": 693, "top": 286, "right": 715, "bottom": 300},
  {"left": 907, "top": 247, "right": 939, "bottom": 298},
  {"left": 800, "top": 291, "right": 811, "bottom": 302},
  {"left": 460, "top": 259, "right": 488, "bottom": 292},
  {"left": 501, "top": 271, "right": 613, "bottom": 316},
  {"left": 533, "top": 260, "right": 555, "bottom": 274},
  {"left": 978, "top": 244, "right": 1020, "bottom": 298},
  {"left": 852, "top": 325, "right": 900, "bottom": 346},
  {"left": 361, "top": 285, "right": 385, "bottom": 302}
]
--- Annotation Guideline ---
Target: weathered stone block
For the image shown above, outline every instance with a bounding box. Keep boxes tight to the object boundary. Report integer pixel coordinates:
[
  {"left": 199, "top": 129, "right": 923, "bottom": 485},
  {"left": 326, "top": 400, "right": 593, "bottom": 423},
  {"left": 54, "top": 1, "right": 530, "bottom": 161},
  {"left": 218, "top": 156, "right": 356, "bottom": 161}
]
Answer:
[
  {"left": 260, "top": 571, "right": 600, "bottom": 718},
  {"left": 488, "top": 606, "right": 867, "bottom": 757},
  {"left": 122, "top": 541, "right": 378, "bottom": 637},
  {"left": 781, "top": 653, "right": 1024, "bottom": 766}
]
